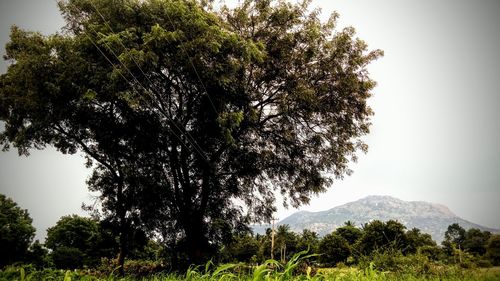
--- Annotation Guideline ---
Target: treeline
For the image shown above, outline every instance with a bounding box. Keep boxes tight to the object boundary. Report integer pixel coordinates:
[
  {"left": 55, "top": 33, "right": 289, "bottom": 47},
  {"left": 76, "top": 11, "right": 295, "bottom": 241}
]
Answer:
[
  {"left": 222, "top": 221, "right": 500, "bottom": 269},
  {"left": 0, "top": 194, "right": 156, "bottom": 270},
  {"left": 2, "top": 193, "right": 500, "bottom": 273}
]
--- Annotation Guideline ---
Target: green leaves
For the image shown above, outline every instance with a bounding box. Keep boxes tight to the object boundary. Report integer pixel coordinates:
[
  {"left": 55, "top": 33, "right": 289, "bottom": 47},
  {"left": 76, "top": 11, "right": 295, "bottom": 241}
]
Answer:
[
  {"left": 1, "top": 0, "right": 382, "bottom": 266},
  {"left": 83, "top": 89, "right": 97, "bottom": 101},
  {"left": 218, "top": 111, "right": 244, "bottom": 145},
  {"left": 0, "top": 194, "right": 36, "bottom": 267},
  {"left": 144, "top": 24, "right": 183, "bottom": 47}
]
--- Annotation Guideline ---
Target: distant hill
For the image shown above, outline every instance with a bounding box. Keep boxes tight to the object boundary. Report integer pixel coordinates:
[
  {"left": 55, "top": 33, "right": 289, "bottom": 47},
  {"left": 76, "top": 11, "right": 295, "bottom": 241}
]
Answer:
[{"left": 253, "top": 195, "right": 499, "bottom": 243}]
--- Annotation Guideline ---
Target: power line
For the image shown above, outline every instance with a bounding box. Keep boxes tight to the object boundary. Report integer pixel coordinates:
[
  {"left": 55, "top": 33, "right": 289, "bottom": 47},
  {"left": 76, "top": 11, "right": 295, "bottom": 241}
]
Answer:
[
  {"left": 158, "top": 0, "right": 220, "bottom": 115},
  {"left": 53, "top": 0, "right": 210, "bottom": 163},
  {"left": 86, "top": 21, "right": 210, "bottom": 163},
  {"left": 87, "top": 0, "right": 210, "bottom": 162}
]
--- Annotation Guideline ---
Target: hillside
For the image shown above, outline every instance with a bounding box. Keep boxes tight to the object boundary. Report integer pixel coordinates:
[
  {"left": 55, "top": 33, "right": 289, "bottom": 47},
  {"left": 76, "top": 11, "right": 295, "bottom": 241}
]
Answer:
[{"left": 254, "top": 195, "right": 499, "bottom": 243}]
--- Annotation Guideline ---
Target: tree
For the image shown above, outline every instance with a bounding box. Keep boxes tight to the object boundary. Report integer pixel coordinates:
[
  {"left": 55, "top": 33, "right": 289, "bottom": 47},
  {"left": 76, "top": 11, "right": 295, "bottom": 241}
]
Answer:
[
  {"left": 26, "top": 240, "right": 50, "bottom": 268},
  {"left": 442, "top": 223, "right": 466, "bottom": 256},
  {"left": 297, "top": 229, "right": 320, "bottom": 255},
  {"left": 221, "top": 233, "right": 260, "bottom": 263},
  {"left": 0, "top": 0, "right": 381, "bottom": 267},
  {"left": 0, "top": 22, "right": 149, "bottom": 274},
  {"left": 319, "top": 233, "right": 350, "bottom": 266},
  {"left": 0, "top": 194, "right": 35, "bottom": 267},
  {"left": 335, "top": 222, "right": 362, "bottom": 245},
  {"left": 45, "top": 215, "right": 100, "bottom": 268},
  {"left": 356, "top": 220, "right": 406, "bottom": 255},
  {"left": 463, "top": 228, "right": 491, "bottom": 257},
  {"left": 274, "top": 225, "right": 299, "bottom": 262},
  {"left": 404, "top": 227, "right": 436, "bottom": 254},
  {"left": 486, "top": 234, "right": 500, "bottom": 266}
]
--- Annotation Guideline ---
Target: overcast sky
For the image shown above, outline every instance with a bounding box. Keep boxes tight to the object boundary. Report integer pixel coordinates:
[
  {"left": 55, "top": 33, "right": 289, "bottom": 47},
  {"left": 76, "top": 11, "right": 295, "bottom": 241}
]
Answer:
[{"left": 1, "top": 0, "right": 500, "bottom": 241}]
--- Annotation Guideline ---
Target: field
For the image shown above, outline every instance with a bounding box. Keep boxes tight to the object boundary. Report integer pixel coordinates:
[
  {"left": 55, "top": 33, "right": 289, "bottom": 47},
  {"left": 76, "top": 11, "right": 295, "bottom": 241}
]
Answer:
[
  {"left": 2, "top": 266, "right": 500, "bottom": 281},
  {"left": 2, "top": 256, "right": 500, "bottom": 281}
]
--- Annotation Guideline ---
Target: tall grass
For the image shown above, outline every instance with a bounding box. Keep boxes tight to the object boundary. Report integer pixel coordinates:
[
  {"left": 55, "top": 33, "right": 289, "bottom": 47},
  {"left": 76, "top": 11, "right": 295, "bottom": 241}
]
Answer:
[{"left": 3, "top": 252, "right": 500, "bottom": 281}]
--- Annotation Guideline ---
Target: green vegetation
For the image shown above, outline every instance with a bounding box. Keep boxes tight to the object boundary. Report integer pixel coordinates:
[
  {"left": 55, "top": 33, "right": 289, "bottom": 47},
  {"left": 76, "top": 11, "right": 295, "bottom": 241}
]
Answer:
[
  {"left": 1, "top": 195, "right": 499, "bottom": 280},
  {"left": 0, "top": 0, "right": 498, "bottom": 279},
  {"left": 2, "top": 254, "right": 500, "bottom": 281},
  {"left": 0, "top": 194, "right": 36, "bottom": 267},
  {"left": 0, "top": 0, "right": 381, "bottom": 271}
]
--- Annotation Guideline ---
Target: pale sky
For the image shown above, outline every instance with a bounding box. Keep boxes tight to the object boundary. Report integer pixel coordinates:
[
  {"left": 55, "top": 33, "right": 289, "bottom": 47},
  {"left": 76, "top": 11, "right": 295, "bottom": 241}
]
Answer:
[{"left": 1, "top": 0, "right": 500, "bottom": 241}]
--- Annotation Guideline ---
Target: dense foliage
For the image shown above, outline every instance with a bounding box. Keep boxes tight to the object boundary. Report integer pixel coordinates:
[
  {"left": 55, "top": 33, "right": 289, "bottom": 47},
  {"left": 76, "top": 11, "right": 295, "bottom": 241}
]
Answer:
[
  {"left": 45, "top": 215, "right": 101, "bottom": 268},
  {"left": 0, "top": 197, "right": 498, "bottom": 279},
  {"left": 486, "top": 234, "right": 500, "bottom": 266},
  {"left": 0, "top": 0, "right": 382, "bottom": 269},
  {"left": 1, "top": 254, "right": 500, "bottom": 281},
  {"left": 0, "top": 194, "right": 36, "bottom": 267},
  {"left": 1, "top": 0, "right": 497, "bottom": 278}
]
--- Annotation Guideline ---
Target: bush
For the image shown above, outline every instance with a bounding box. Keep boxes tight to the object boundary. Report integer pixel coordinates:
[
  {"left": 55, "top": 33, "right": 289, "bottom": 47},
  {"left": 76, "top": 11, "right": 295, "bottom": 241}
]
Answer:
[
  {"left": 476, "top": 259, "right": 493, "bottom": 268},
  {"left": 358, "top": 249, "right": 459, "bottom": 276},
  {"left": 51, "top": 247, "right": 85, "bottom": 269},
  {"left": 0, "top": 265, "right": 88, "bottom": 281},
  {"left": 418, "top": 245, "right": 444, "bottom": 261},
  {"left": 97, "top": 258, "right": 165, "bottom": 277}
]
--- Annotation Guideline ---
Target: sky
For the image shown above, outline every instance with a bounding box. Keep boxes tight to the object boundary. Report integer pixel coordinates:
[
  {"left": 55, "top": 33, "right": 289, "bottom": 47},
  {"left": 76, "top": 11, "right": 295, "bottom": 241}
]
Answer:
[{"left": 1, "top": 0, "right": 500, "bottom": 241}]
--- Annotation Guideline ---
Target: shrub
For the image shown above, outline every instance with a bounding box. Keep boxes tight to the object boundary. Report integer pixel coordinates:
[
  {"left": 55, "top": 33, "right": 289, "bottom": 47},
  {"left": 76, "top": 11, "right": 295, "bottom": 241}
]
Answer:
[
  {"left": 97, "top": 258, "right": 165, "bottom": 278},
  {"left": 418, "top": 245, "right": 443, "bottom": 261},
  {"left": 51, "top": 247, "right": 85, "bottom": 269},
  {"left": 476, "top": 259, "right": 493, "bottom": 268}
]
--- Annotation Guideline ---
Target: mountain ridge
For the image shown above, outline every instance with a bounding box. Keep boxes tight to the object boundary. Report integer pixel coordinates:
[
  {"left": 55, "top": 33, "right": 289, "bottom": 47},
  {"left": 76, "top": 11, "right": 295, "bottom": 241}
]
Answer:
[{"left": 254, "top": 195, "right": 499, "bottom": 243}]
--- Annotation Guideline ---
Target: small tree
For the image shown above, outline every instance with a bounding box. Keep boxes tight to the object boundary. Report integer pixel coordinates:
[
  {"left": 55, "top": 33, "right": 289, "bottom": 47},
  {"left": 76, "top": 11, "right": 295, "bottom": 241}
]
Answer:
[
  {"left": 0, "top": 194, "right": 35, "bottom": 267},
  {"left": 486, "top": 234, "right": 500, "bottom": 266},
  {"left": 335, "top": 222, "right": 362, "bottom": 245},
  {"left": 27, "top": 240, "right": 50, "bottom": 268},
  {"left": 297, "top": 229, "right": 320, "bottom": 255},
  {"left": 463, "top": 228, "right": 491, "bottom": 256},
  {"left": 319, "top": 233, "right": 350, "bottom": 266},
  {"left": 221, "top": 233, "right": 259, "bottom": 263},
  {"left": 274, "top": 225, "right": 299, "bottom": 263},
  {"left": 356, "top": 220, "right": 406, "bottom": 256},
  {"left": 404, "top": 227, "right": 436, "bottom": 254},
  {"left": 46, "top": 215, "right": 100, "bottom": 268},
  {"left": 442, "top": 223, "right": 466, "bottom": 262}
]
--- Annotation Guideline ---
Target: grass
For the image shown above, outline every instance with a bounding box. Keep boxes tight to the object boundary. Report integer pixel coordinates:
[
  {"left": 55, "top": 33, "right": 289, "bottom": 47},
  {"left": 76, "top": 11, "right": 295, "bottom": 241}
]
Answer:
[
  {"left": 3, "top": 253, "right": 500, "bottom": 281},
  {"left": 4, "top": 266, "right": 500, "bottom": 281}
]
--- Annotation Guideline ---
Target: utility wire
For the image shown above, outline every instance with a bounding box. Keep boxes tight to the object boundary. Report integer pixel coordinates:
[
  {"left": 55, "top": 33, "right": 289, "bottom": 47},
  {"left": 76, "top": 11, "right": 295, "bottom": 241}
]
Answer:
[
  {"left": 89, "top": 29, "right": 205, "bottom": 163},
  {"left": 159, "top": 0, "right": 220, "bottom": 115},
  {"left": 88, "top": 0, "right": 210, "bottom": 161},
  {"left": 54, "top": 0, "right": 210, "bottom": 163}
]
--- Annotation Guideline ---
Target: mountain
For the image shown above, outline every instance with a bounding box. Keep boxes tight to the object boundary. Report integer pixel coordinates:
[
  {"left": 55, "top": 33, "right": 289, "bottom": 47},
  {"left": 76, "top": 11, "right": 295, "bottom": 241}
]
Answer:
[{"left": 254, "top": 195, "right": 499, "bottom": 243}]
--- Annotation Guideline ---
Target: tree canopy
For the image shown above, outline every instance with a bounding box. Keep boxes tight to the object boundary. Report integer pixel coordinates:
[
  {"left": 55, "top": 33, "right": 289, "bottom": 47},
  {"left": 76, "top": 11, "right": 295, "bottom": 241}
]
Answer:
[
  {"left": 442, "top": 223, "right": 466, "bottom": 255},
  {"left": 45, "top": 215, "right": 100, "bottom": 268},
  {"left": 0, "top": 0, "right": 382, "bottom": 268},
  {"left": 0, "top": 194, "right": 35, "bottom": 267}
]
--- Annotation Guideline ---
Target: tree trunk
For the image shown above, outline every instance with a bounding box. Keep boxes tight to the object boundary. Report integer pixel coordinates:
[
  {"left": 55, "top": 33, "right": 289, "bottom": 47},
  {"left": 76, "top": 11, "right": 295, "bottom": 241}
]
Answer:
[
  {"left": 182, "top": 216, "right": 210, "bottom": 267},
  {"left": 117, "top": 240, "right": 126, "bottom": 276},
  {"left": 116, "top": 180, "right": 127, "bottom": 277}
]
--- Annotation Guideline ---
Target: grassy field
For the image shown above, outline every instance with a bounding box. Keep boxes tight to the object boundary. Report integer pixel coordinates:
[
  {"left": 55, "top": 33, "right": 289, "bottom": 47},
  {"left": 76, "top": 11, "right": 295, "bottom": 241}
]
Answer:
[
  {"left": 3, "top": 265, "right": 500, "bottom": 281},
  {"left": 3, "top": 260, "right": 500, "bottom": 281},
  {"left": 2, "top": 252, "right": 500, "bottom": 281}
]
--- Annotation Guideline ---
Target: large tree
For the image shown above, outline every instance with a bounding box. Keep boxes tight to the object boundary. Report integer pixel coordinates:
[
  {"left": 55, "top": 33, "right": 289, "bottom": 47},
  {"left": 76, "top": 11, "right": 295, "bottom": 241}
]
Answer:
[{"left": 0, "top": 0, "right": 381, "bottom": 267}]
